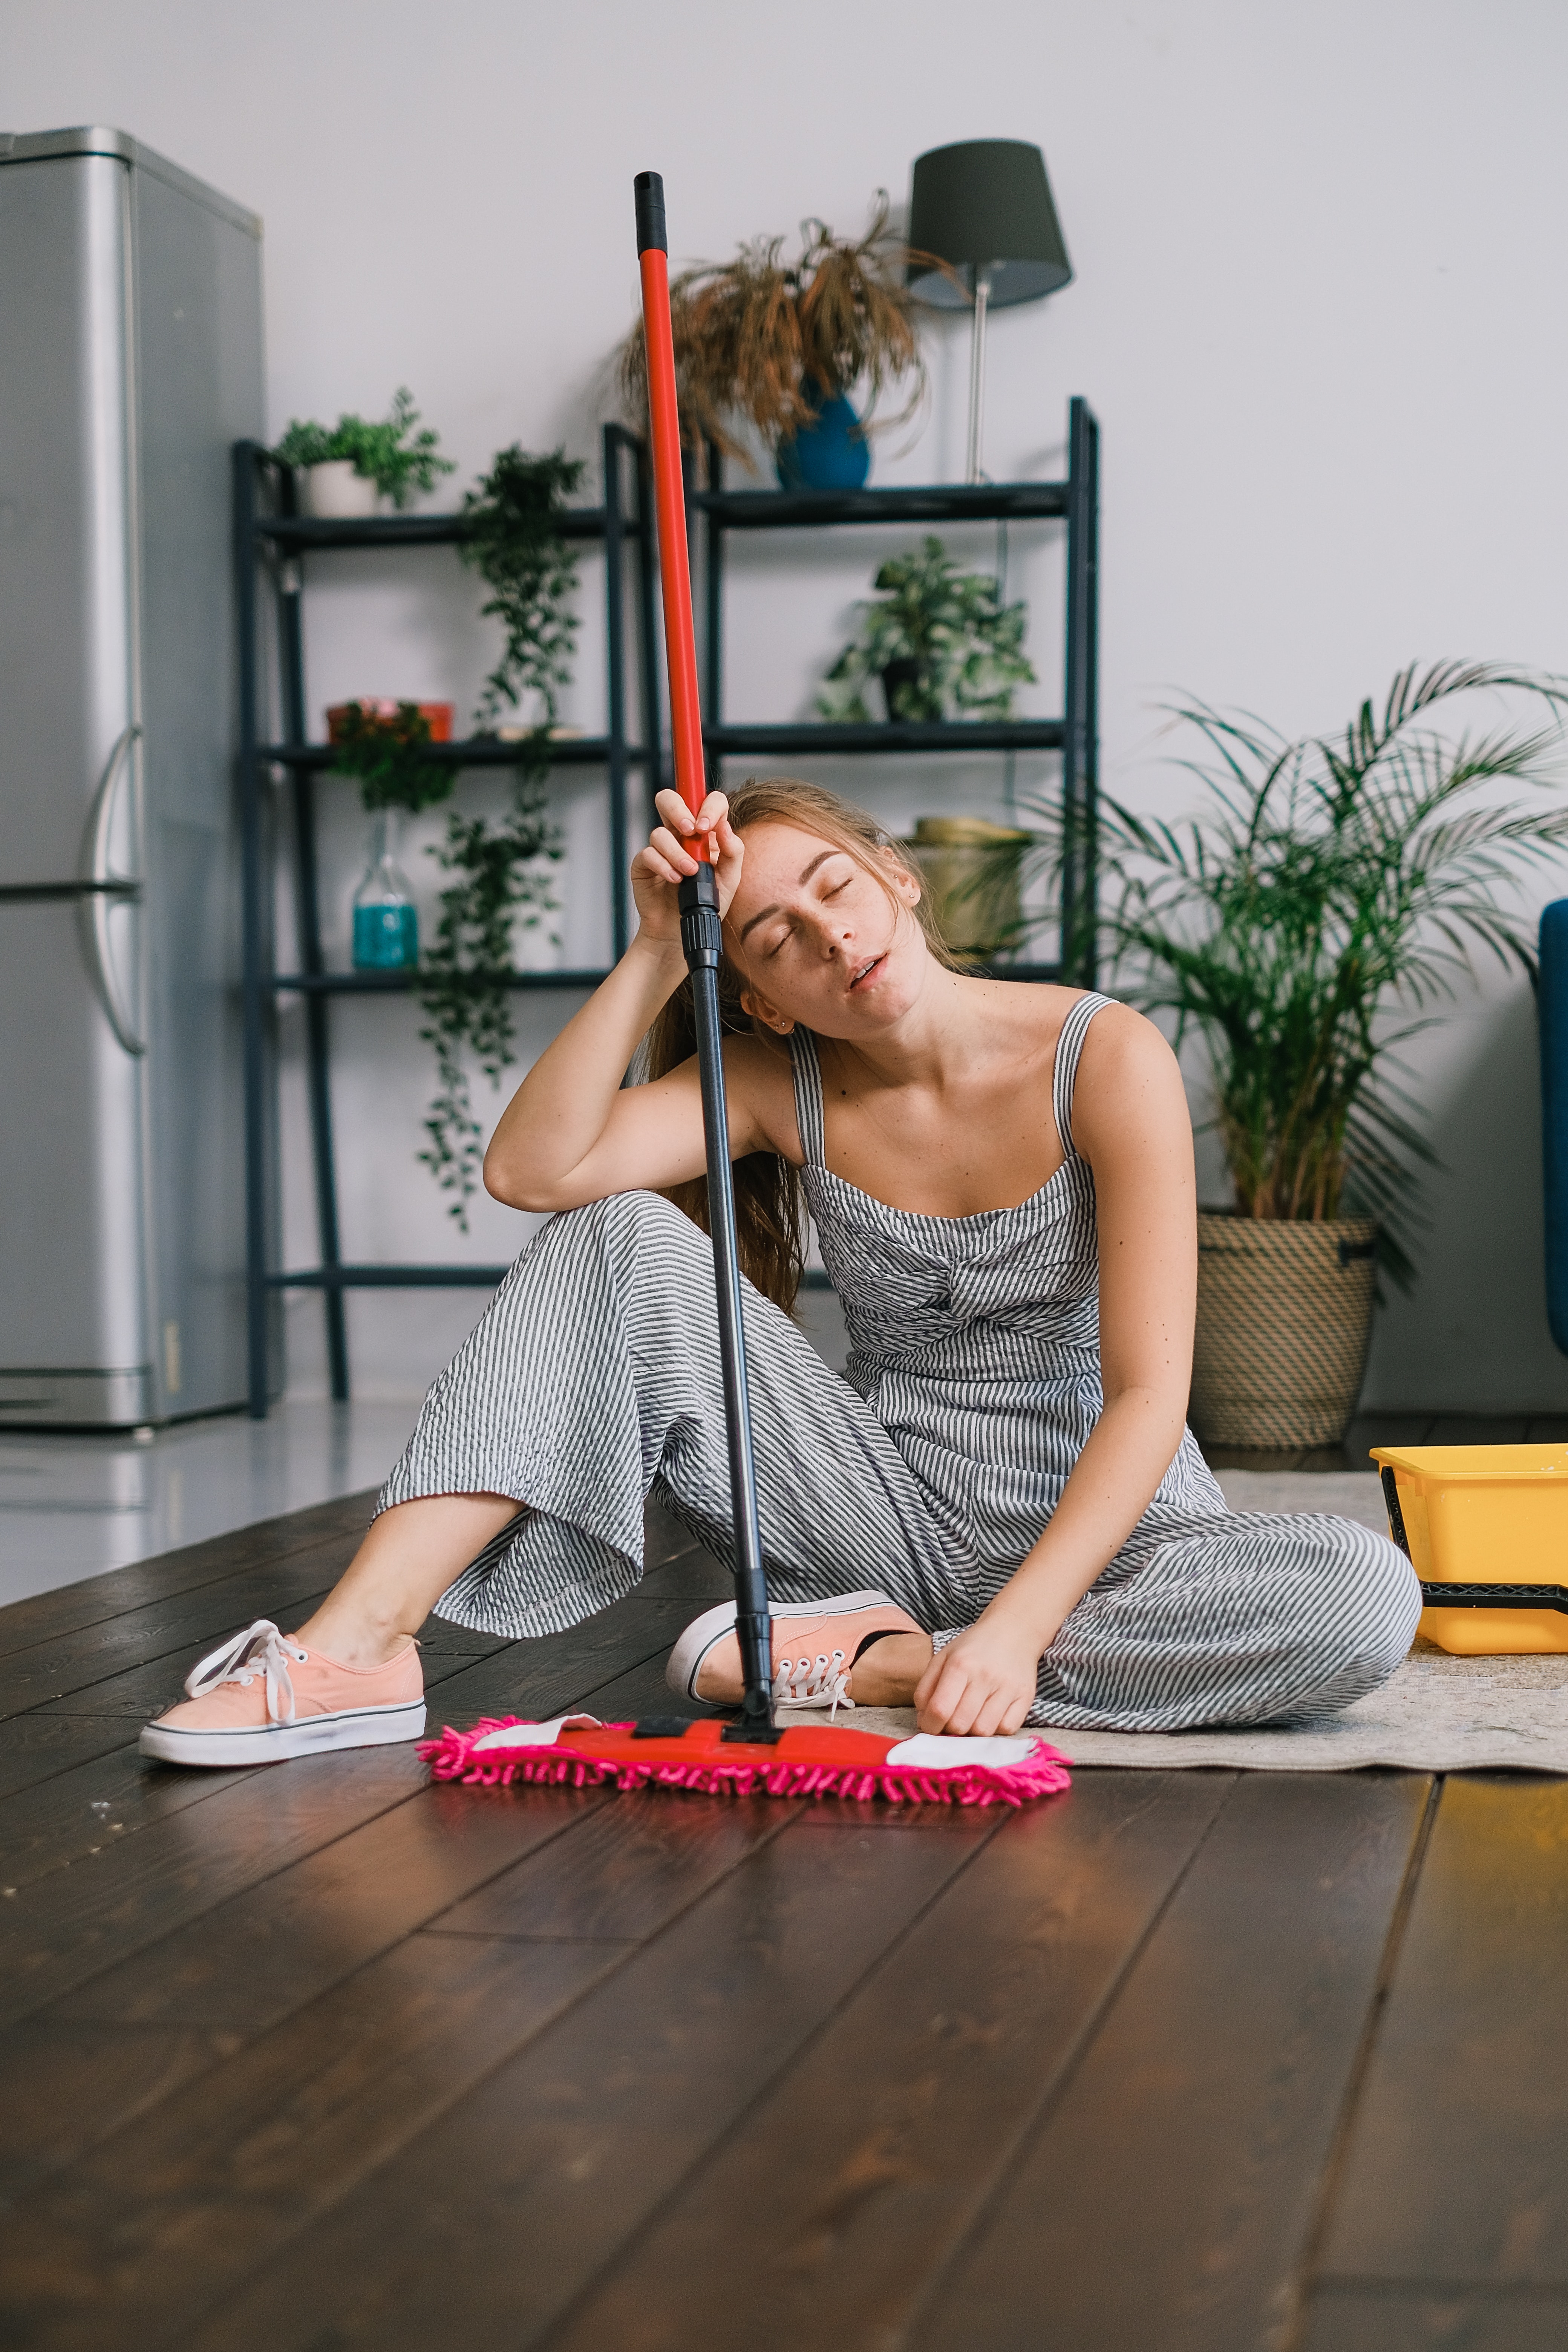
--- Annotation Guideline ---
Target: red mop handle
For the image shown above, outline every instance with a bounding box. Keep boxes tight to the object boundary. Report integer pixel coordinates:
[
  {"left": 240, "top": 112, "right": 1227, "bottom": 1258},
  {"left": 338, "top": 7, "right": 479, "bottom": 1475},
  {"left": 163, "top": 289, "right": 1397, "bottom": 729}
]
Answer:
[{"left": 635, "top": 171, "right": 711, "bottom": 857}]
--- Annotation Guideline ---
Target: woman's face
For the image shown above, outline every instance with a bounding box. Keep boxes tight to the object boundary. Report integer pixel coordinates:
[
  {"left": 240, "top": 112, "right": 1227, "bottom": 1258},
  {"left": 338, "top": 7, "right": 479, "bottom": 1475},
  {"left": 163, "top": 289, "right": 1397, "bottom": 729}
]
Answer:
[{"left": 724, "top": 821, "right": 929, "bottom": 1037}]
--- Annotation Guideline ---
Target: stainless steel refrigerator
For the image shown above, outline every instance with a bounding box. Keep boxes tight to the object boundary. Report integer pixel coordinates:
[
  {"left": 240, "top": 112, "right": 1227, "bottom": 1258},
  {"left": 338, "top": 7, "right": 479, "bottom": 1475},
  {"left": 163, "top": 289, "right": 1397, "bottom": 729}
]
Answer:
[{"left": 0, "top": 129, "right": 266, "bottom": 1427}]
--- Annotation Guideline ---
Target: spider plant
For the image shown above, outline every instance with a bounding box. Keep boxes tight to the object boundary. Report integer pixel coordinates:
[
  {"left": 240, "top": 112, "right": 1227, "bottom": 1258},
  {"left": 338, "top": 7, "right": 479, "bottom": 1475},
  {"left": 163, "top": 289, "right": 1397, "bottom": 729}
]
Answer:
[
  {"left": 1023, "top": 662, "right": 1568, "bottom": 1283},
  {"left": 618, "top": 194, "right": 934, "bottom": 461}
]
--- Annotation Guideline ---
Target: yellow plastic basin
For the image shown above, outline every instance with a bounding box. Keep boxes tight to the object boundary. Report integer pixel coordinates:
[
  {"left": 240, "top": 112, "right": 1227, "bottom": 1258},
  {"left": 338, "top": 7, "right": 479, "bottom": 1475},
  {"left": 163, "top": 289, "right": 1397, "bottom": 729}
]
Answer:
[{"left": 1370, "top": 1444, "right": 1568, "bottom": 1654}]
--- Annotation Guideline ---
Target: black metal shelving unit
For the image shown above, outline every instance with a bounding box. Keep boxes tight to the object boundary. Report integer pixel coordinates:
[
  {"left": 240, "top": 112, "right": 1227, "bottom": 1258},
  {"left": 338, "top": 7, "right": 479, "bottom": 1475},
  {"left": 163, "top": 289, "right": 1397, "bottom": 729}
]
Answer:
[
  {"left": 235, "top": 400, "right": 1098, "bottom": 1419},
  {"left": 694, "top": 395, "right": 1099, "bottom": 986},
  {"left": 236, "top": 423, "right": 661, "bottom": 1418}
]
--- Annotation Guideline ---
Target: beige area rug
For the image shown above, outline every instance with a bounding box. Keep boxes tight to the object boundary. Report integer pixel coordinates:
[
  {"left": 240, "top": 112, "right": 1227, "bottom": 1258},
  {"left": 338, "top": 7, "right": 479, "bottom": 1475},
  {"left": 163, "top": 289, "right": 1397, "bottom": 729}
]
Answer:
[
  {"left": 795, "top": 1472, "right": 1568, "bottom": 1772},
  {"left": 809, "top": 1651, "right": 1568, "bottom": 1774}
]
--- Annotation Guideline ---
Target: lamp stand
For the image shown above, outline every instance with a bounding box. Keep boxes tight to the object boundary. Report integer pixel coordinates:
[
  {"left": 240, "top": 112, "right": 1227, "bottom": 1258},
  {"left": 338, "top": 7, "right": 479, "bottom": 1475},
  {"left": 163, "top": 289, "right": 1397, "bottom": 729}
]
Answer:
[{"left": 965, "top": 266, "right": 992, "bottom": 484}]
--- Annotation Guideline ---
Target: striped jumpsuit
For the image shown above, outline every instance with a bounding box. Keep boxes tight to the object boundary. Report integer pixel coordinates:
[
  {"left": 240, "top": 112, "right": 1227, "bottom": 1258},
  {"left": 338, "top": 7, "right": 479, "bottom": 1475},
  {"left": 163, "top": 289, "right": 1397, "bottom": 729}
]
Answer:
[{"left": 378, "top": 991, "right": 1421, "bottom": 1731}]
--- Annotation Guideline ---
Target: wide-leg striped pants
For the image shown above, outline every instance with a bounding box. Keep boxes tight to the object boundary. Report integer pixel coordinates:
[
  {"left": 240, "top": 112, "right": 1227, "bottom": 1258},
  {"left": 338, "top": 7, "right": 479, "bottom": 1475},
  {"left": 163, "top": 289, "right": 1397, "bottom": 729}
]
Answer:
[{"left": 377, "top": 1190, "right": 1421, "bottom": 1733}]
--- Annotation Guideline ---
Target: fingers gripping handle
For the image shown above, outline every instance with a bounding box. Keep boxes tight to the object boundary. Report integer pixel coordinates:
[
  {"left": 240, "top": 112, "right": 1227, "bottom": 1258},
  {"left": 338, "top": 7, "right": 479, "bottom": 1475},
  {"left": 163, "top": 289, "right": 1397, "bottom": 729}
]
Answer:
[{"left": 635, "top": 171, "right": 711, "bottom": 858}]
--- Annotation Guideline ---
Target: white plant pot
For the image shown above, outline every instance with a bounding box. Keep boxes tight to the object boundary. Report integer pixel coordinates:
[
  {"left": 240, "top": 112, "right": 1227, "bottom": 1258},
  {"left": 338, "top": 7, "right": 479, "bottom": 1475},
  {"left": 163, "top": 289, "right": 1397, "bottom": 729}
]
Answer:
[{"left": 301, "top": 461, "right": 380, "bottom": 519}]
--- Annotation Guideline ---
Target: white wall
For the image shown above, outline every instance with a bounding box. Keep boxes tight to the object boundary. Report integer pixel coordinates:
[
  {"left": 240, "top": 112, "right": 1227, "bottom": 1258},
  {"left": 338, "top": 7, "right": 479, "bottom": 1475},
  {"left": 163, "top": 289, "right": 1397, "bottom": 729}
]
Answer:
[{"left": 9, "top": 0, "right": 1568, "bottom": 1407}]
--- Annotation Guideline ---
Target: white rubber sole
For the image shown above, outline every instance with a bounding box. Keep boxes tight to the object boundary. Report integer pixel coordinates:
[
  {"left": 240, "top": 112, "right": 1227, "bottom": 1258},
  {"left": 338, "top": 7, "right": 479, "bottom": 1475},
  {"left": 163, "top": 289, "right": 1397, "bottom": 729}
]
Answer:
[
  {"left": 666, "top": 1590, "right": 894, "bottom": 1701},
  {"left": 138, "top": 1698, "right": 427, "bottom": 1769}
]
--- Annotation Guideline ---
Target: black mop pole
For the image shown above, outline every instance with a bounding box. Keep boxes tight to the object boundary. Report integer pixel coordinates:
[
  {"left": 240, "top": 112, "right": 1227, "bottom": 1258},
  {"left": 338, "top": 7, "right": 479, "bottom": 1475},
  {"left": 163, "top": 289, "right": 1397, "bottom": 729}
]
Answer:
[{"left": 635, "top": 172, "right": 779, "bottom": 1743}]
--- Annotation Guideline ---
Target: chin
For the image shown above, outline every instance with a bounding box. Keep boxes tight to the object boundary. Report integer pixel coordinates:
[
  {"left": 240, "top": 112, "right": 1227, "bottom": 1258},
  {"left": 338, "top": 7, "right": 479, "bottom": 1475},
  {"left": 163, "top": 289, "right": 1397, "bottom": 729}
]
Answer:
[{"left": 809, "top": 941, "right": 928, "bottom": 1035}]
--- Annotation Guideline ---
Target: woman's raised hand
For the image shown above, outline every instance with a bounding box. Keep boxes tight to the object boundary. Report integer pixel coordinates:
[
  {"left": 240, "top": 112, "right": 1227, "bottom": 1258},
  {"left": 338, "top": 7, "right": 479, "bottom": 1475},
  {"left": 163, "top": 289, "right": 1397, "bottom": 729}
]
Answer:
[{"left": 631, "top": 789, "right": 744, "bottom": 952}]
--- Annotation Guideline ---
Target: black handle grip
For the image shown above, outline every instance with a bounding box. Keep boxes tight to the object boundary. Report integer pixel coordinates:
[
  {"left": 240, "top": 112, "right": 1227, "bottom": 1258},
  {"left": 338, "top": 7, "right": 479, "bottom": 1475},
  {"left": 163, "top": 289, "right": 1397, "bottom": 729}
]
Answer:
[{"left": 634, "top": 172, "right": 667, "bottom": 255}]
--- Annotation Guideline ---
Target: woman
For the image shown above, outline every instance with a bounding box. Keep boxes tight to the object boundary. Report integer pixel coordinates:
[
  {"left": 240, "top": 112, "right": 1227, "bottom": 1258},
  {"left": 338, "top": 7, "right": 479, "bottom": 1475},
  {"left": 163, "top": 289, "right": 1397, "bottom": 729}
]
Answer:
[{"left": 142, "top": 778, "right": 1419, "bottom": 1766}]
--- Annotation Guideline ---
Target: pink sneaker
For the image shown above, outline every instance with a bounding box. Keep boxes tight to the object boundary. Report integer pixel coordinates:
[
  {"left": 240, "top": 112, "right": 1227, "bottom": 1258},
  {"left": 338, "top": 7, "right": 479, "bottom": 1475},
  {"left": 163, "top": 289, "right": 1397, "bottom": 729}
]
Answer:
[
  {"left": 666, "top": 1589, "right": 925, "bottom": 1714},
  {"left": 139, "top": 1619, "right": 425, "bottom": 1767}
]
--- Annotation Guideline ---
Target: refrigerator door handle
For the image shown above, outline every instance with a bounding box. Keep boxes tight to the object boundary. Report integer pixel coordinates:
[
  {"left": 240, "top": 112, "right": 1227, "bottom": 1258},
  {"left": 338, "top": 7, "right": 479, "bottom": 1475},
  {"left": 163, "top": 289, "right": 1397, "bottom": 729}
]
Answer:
[{"left": 76, "top": 722, "right": 145, "bottom": 1056}]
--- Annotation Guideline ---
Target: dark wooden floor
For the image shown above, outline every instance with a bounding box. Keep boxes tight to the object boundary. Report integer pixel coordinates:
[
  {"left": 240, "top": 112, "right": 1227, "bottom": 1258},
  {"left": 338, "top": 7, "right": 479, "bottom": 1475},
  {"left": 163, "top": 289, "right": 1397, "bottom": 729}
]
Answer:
[{"left": 2, "top": 1493, "right": 1567, "bottom": 2350}]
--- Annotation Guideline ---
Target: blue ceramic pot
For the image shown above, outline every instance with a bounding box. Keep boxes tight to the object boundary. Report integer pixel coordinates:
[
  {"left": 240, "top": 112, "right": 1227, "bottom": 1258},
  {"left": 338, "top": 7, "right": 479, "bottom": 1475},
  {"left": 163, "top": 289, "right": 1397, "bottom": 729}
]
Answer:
[{"left": 775, "top": 390, "right": 870, "bottom": 492}]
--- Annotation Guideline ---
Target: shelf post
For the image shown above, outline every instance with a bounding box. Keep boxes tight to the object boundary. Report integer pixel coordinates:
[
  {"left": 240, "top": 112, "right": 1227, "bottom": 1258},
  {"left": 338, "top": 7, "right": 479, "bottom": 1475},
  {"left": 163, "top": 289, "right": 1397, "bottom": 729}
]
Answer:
[
  {"left": 633, "top": 436, "right": 665, "bottom": 823},
  {"left": 235, "top": 442, "right": 273, "bottom": 1419},
  {"left": 276, "top": 460, "right": 349, "bottom": 1401},
  {"left": 603, "top": 424, "right": 630, "bottom": 960},
  {"left": 704, "top": 438, "right": 724, "bottom": 787},
  {"left": 1063, "top": 397, "right": 1100, "bottom": 986}
]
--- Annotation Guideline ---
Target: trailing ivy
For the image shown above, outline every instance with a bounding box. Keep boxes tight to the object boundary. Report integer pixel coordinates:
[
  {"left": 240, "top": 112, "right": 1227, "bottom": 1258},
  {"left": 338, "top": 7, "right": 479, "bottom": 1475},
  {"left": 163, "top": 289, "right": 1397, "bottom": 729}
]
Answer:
[
  {"left": 416, "top": 763, "right": 561, "bottom": 1219},
  {"left": 413, "top": 447, "right": 583, "bottom": 1224},
  {"left": 459, "top": 446, "right": 585, "bottom": 728}
]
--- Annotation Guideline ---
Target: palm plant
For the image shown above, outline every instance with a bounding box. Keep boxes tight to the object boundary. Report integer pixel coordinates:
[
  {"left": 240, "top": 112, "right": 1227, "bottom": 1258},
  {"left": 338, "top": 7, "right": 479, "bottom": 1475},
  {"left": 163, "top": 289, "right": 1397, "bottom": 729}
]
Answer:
[{"left": 1025, "top": 662, "right": 1568, "bottom": 1283}]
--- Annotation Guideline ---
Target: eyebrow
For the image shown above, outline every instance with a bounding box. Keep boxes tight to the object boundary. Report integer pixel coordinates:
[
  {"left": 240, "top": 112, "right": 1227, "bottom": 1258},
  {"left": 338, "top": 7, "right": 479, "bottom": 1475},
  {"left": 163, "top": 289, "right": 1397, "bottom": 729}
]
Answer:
[{"left": 738, "top": 848, "right": 840, "bottom": 941}]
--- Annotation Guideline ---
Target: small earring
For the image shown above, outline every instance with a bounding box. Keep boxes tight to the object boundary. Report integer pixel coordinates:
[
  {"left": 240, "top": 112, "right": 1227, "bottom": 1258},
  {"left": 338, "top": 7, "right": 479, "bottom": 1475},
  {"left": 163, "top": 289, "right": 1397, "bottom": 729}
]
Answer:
[{"left": 772, "top": 1017, "right": 795, "bottom": 1035}]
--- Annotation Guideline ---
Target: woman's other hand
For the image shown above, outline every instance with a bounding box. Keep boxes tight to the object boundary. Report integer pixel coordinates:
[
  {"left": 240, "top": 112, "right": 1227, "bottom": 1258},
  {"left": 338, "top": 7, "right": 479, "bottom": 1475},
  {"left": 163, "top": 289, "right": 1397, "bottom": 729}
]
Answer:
[
  {"left": 631, "top": 788, "right": 743, "bottom": 951},
  {"left": 911, "top": 1609, "right": 1043, "bottom": 1737}
]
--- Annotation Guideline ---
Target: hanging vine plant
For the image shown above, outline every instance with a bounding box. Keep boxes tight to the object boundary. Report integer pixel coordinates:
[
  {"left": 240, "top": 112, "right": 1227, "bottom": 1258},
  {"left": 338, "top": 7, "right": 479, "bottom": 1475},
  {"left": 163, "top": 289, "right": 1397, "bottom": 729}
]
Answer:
[{"left": 413, "top": 446, "right": 584, "bottom": 1224}]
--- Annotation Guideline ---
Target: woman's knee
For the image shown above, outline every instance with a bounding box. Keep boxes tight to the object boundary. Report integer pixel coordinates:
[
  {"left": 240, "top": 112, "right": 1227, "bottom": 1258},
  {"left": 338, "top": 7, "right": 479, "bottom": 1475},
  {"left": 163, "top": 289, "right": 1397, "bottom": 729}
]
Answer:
[
  {"left": 1309, "top": 1517, "right": 1422, "bottom": 1678},
  {"left": 545, "top": 1187, "right": 698, "bottom": 1266}
]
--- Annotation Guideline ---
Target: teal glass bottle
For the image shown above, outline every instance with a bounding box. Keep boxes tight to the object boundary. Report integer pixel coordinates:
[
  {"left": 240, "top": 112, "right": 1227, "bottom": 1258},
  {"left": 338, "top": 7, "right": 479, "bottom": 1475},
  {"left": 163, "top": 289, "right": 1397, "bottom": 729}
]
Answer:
[{"left": 351, "top": 810, "right": 418, "bottom": 970}]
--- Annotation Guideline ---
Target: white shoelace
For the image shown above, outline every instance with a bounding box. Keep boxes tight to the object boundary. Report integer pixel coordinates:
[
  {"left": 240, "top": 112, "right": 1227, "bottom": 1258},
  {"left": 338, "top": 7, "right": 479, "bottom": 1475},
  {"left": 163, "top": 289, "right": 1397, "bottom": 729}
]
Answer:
[
  {"left": 772, "top": 1648, "right": 855, "bottom": 1720},
  {"left": 184, "top": 1619, "right": 309, "bottom": 1725}
]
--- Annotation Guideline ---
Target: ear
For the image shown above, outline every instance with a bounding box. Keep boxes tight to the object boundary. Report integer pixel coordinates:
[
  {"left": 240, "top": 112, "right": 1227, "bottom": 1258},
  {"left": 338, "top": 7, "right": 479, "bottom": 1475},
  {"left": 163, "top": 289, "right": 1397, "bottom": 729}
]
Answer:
[
  {"left": 880, "top": 845, "right": 922, "bottom": 907},
  {"left": 738, "top": 984, "right": 795, "bottom": 1037}
]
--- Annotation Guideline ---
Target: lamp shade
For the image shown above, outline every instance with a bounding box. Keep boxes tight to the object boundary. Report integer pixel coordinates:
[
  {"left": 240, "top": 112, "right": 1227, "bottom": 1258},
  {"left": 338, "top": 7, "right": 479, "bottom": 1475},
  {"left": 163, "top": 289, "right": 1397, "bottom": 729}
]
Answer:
[{"left": 906, "top": 139, "right": 1072, "bottom": 310}]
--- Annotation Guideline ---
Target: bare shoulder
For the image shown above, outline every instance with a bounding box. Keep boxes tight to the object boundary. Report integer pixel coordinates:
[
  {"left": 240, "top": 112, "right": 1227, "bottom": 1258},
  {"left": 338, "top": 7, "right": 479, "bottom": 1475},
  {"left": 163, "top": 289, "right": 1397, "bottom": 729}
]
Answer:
[
  {"left": 1069, "top": 1000, "right": 1188, "bottom": 1164},
  {"left": 721, "top": 1029, "right": 805, "bottom": 1164}
]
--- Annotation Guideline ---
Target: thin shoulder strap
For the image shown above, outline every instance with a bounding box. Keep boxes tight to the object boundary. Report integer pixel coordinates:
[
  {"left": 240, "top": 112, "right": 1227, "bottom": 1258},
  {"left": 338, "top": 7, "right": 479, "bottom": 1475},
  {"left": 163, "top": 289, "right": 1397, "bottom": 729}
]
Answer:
[
  {"left": 1052, "top": 991, "right": 1113, "bottom": 1161},
  {"left": 789, "top": 1027, "right": 827, "bottom": 1165}
]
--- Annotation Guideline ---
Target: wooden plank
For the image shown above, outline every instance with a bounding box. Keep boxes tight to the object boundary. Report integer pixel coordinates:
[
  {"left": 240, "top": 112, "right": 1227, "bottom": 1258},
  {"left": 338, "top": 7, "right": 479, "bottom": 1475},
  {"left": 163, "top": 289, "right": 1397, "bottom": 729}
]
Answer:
[
  {"left": 1, "top": 1802, "right": 795, "bottom": 2336},
  {"left": 1298, "top": 2286, "right": 1568, "bottom": 2349},
  {"left": 0, "top": 1489, "right": 375, "bottom": 1658},
  {"left": 0, "top": 1743, "right": 428, "bottom": 2029},
  {"left": 643, "top": 1498, "right": 704, "bottom": 1568},
  {"left": 570, "top": 1646, "right": 712, "bottom": 1723},
  {"left": 637, "top": 1545, "right": 732, "bottom": 1600},
  {"left": 410, "top": 1617, "right": 513, "bottom": 1656},
  {"left": 32, "top": 1588, "right": 692, "bottom": 1722},
  {"left": 1316, "top": 1776, "right": 1568, "bottom": 2292},
  {"left": 23, "top": 1589, "right": 337, "bottom": 1716},
  {"left": 548, "top": 1769, "right": 1230, "bottom": 2352},
  {"left": 913, "top": 1772, "right": 1433, "bottom": 2352},
  {"left": 430, "top": 1787, "right": 791, "bottom": 1944},
  {"left": 413, "top": 1595, "right": 699, "bottom": 1729},
  {"left": 51, "top": 1781, "right": 608, "bottom": 2033},
  {"left": 1, "top": 1587, "right": 696, "bottom": 2021},
  {"left": 170, "top": 1810, "right": 1001, "bottom": 2352},
  {"left": 0, "top": 1932, "right": 616, "bottom": 2349},
  {"left": 0, "top": 2018, "right": 227, "bottom": 2205},
  {"left": 0, "top": 1714, "right": 145, "bottom": 1804},
  {"left": 0, "top": 1739, "right": 251, "bottom": 1896},
  {"left": 0, "top": 1545, "right": 357, "bottom": 1719}
]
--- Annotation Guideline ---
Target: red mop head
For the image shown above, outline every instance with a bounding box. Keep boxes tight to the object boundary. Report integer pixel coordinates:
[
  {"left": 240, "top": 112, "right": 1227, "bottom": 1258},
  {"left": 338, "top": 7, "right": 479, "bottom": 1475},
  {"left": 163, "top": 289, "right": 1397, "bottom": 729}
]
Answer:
[{"left": 421, "top": 1714, "right": 1070, "bottom": 1807}]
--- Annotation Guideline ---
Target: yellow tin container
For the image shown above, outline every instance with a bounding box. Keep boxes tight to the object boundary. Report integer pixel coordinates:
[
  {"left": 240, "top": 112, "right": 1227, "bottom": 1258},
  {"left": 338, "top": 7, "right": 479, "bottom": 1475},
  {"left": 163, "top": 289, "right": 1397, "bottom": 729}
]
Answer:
[{"left": 1369, "top": 1444, "right": 1568, "bottom": 1654}]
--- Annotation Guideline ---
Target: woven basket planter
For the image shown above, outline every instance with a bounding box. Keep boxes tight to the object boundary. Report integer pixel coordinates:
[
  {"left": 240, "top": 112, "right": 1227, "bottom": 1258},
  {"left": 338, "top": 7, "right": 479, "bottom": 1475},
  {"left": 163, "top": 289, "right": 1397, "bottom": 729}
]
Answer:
[{"left": 1190, "top": 1213, "right": 1378, "bottom": 1450}]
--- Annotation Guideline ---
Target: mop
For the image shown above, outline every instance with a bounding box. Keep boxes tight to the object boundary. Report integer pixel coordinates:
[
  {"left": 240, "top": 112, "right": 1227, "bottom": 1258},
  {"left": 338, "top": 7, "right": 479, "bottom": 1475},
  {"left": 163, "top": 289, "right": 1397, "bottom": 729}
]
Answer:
[{"left": 420, "top": 174, "right": 1070, "bottom": 1807}]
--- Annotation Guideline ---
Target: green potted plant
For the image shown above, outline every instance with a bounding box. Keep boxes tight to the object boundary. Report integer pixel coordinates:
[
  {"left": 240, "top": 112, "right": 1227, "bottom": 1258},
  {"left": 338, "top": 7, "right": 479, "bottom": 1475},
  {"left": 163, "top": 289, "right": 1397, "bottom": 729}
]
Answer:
[
  {"left": 618, "top": 195, "right": 933, "bottom": 488},
  {"left": 818, "top": 536, "right": 1035, "bottom": 722},
  {"left": 272, "top": 387, "right": 455, "bottom": 517},
  {"left": 1025, "top": 662, "right": 1568, "bottom": 1452}
]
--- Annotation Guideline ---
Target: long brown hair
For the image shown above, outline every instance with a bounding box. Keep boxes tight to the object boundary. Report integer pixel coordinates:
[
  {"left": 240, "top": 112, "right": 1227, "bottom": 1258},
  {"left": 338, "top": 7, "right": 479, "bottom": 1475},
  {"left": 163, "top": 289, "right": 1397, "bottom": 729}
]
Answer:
[{"left": 643, "top": 777, "right": 957, "bottom": 1312}]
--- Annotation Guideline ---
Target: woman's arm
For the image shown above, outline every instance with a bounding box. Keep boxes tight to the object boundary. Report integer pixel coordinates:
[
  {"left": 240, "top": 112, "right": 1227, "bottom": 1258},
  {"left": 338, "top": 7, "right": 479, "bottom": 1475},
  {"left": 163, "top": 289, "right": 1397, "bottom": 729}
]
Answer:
[
  {"left": 484, "top": 789, "right": 782, "bottom": 1212},
  {"left": 914, "top": 1004, "right": 1197, "bottom": 1735}
]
